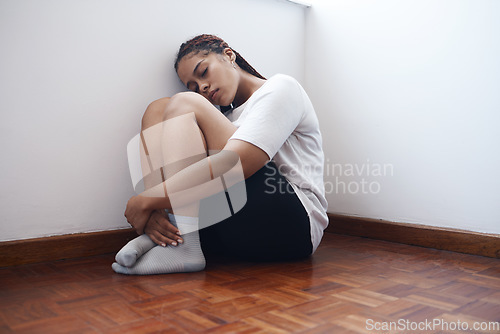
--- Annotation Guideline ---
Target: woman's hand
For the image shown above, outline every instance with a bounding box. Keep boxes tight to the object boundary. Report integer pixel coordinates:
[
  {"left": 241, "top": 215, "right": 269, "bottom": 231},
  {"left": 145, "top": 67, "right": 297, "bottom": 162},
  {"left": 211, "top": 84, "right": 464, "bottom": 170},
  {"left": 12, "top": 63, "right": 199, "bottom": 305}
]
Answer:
[
  {"left": 124, "top": 195, "right": 153, "bottom": 235},
  {"left": 144, "top": 210, "right": 183, "bottom": 247}
]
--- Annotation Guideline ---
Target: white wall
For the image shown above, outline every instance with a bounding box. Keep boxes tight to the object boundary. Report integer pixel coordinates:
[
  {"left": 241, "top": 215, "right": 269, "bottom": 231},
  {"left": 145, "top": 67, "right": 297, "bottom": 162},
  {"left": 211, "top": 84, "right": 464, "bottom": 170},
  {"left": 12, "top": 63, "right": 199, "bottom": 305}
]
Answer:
[
  {"left": 306, "top": 0, "right": 500, "bottom": 234},
  {"left": 3, "top": 0, "right": 498, "bottom": 242},
  {"left": 0, "top": 0, "right": 305, "bottom": 241}
]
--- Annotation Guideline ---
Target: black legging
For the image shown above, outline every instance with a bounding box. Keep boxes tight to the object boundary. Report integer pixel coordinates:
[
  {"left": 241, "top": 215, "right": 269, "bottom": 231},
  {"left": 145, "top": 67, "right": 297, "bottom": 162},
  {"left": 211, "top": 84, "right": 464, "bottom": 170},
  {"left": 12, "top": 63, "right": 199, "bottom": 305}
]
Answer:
[{"left": 199, "top": 161, "right": 312, "bottom": 262}]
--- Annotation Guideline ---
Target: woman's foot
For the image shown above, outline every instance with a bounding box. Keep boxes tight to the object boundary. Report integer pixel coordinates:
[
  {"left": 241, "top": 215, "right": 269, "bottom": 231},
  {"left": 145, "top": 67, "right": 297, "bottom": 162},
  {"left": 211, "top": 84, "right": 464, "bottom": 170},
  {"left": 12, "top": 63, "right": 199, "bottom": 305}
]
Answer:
[
  {"left": 112, "top": 231, "right": 205, "bottom": 275},
  {"left": 115, "top": 234, "right": 156, "bottom": 267}
]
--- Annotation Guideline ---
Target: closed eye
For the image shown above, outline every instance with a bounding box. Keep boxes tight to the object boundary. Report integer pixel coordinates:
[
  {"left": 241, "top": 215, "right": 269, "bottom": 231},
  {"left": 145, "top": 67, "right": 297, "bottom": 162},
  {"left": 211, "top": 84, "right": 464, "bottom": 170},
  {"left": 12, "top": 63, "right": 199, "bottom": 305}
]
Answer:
[{"left": 202, "top": 67, "right": 207, "bottom": 77}]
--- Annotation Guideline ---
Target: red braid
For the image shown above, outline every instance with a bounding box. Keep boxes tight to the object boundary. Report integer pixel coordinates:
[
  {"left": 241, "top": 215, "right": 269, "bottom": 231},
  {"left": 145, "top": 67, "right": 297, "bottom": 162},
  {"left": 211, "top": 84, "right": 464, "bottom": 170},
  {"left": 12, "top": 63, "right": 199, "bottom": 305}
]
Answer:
[{"left": 174, "top": 34, "right": 266, "bottom": 81}]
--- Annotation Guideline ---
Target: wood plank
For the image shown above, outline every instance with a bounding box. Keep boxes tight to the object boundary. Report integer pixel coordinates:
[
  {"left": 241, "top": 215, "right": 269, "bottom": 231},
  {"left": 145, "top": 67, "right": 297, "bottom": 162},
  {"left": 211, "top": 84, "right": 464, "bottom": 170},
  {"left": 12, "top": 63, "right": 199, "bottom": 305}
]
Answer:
[
  {"left": 0, "top": 228, "right": 137, "bottom": 267},
  {"left": 1, "top": 212, "right": 499, "bottom": 268},
  {"left": 327, "top": 213, "right": 500, "bottom": 258},
  {"left": 1, "top": 233, "right": 499, "bottom": 333}
]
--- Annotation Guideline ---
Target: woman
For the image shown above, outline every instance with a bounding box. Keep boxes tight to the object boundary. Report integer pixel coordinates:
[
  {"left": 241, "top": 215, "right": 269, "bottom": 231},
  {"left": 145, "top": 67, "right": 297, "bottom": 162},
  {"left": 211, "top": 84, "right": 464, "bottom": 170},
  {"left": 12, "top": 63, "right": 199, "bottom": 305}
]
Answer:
[{"left": 112, "top": 34, "right": 328, "bottom": 275}]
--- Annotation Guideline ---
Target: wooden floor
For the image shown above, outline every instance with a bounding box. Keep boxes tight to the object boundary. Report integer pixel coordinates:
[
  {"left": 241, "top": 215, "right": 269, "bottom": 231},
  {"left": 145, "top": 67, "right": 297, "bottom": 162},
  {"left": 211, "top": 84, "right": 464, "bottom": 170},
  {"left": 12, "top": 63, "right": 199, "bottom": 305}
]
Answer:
[{"left": 1, "top": 233, "right": 499, "bottom": 333}]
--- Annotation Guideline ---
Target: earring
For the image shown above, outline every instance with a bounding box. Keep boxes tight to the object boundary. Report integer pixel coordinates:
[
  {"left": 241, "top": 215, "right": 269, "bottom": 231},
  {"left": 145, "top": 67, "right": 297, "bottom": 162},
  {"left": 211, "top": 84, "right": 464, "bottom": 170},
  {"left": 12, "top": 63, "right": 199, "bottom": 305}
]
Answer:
[{"left": 232, "top": 62, "right": 237, "bottom": 69}]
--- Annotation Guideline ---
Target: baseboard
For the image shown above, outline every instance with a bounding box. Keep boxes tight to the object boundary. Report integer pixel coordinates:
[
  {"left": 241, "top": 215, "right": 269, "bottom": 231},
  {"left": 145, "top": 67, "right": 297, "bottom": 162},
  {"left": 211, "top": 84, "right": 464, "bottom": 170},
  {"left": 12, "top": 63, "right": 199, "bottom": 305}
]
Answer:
[
  {"left": 1, "top": 215, "right": 498, "bottom": 267},
  {"left": 326, "top": 213, "right": 500, "bottom": 258},
  {"left": 0, "top": 228, "right": 137, "bottom": 267}
]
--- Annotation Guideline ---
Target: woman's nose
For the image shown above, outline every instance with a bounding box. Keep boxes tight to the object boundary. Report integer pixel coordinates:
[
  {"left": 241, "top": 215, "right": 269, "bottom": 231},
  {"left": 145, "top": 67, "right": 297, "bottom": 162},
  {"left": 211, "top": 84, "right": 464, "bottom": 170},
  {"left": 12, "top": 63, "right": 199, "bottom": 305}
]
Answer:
[{"left": 200, "top": 82, "right": 209, "bottom": 93}]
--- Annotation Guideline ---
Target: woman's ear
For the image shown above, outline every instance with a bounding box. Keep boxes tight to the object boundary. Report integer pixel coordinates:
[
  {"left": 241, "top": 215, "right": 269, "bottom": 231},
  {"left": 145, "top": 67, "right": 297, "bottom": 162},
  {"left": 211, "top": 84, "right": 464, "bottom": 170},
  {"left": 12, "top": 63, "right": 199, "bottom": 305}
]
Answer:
[{"left": 223, "top": 48, "right": 236, "bottom": 62}]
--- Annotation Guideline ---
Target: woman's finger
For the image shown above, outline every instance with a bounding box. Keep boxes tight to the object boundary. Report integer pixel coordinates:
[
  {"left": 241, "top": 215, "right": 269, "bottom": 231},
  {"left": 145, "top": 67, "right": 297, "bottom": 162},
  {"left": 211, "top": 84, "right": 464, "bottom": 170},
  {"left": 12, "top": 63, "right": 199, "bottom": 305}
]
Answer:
[
  {"left": 159, "top": 214, "right": 182, "bottom": 236},
  {"left": 151, "top": 211, "right": 183, "bottom": 242},
  {"left": 153, "top": 217, "right": 183, "bottom": 245},
  {"left": 145, "top": 225, "right": 174, "bottom": 247},
  {"left": 147, "top": 232, "right": 163, "bottom": 247},
  {"left": 144, "top": 215, "right": 182, "bottom": 246}
]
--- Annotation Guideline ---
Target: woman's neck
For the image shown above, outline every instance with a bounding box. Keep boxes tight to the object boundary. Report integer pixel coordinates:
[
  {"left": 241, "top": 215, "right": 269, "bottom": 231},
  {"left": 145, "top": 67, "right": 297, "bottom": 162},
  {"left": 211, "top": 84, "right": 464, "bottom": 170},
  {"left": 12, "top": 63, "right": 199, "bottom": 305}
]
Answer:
[{"left": 232, "top": 72, "right": 266, "bottom": 108}]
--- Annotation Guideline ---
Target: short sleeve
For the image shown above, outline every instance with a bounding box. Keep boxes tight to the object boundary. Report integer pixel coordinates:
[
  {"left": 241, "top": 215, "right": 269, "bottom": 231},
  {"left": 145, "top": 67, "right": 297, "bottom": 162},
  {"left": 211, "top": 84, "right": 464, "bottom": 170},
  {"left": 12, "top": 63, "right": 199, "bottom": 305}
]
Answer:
[{"left": 228, "top": 75, "right": 306, "bottom": 160}]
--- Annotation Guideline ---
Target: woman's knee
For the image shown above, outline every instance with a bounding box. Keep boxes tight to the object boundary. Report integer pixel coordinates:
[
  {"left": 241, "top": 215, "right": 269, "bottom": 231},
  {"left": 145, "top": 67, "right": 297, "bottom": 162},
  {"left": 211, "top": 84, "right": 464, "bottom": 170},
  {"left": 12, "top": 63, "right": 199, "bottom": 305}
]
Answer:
[
  {"left": 142, "top": 97, "right": 171, "bottom": 130},
  {"left": 162, "top": 91, "right": 210, "bottom": 121}
]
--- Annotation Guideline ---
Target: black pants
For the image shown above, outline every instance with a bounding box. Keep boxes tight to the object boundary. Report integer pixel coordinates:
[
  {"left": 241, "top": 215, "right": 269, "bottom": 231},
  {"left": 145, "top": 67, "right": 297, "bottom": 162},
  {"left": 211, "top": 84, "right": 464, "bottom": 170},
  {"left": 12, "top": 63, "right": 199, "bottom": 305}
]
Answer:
[{"left": 199, "top": 162, "right": 312, "bottom": 262}]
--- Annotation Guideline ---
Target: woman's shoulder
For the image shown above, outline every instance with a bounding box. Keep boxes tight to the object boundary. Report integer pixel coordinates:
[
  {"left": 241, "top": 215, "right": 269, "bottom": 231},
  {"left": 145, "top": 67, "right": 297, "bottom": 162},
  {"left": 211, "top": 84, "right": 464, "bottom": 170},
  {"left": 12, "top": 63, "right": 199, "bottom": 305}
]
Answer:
[
  {"left": 235, "top": 74, "right": 304, "bottom": 113},
  {"left": 267, "top": 73, "right": 301, "bottom": 86},
  {"left": 261, "top": 74, "right": 303, "bottom": 96}
]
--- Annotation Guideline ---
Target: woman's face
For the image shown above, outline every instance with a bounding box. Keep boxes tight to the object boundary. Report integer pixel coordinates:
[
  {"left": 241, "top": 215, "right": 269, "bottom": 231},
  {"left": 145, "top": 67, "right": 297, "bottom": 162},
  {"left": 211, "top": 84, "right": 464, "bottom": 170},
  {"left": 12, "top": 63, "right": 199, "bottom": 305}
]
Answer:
[{"left": 177, "top": 50, "right": 239, "bottom": 106}]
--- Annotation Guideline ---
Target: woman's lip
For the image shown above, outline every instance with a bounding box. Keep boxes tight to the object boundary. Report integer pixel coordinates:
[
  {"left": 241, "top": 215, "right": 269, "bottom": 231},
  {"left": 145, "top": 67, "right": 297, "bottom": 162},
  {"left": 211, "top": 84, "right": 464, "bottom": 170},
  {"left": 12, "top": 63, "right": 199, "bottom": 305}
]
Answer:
[{"left": 210, "top": 89, "right": 218, "bottom": 102}]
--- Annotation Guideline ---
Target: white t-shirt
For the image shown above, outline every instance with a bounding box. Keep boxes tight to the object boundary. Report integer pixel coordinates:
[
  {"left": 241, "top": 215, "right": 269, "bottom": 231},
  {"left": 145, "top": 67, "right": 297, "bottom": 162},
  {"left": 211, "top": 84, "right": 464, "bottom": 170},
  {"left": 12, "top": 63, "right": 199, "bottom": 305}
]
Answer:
[{"left": 224, "top": 74, "right": 328, "bottom": 253}]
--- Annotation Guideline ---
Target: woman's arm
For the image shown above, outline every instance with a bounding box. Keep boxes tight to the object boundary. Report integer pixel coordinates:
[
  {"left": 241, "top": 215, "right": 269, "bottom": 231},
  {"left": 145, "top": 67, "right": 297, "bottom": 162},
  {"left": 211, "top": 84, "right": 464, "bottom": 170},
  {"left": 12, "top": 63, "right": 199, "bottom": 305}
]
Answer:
[{"left": 140, "top": 140, "right": 269, "bottom": 211}]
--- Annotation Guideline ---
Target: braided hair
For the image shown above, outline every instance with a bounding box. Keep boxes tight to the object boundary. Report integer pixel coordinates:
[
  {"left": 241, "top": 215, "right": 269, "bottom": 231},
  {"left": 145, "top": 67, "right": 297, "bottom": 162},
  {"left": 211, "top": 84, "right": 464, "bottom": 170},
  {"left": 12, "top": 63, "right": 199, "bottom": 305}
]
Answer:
[{"left": 175, "top": 34, "right": 265, "bottom": 110}]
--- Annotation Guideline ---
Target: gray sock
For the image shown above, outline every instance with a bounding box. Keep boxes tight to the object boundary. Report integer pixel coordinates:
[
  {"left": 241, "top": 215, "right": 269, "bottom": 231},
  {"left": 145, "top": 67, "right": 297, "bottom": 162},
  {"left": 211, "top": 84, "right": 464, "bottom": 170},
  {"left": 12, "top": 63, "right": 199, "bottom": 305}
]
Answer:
[
  {"left": 114, "top": 210, "right": 177, "bottom": 267},
  {"left": 112, "top": 231, "right": 205, "bottom": 275},
  {"left": 112, "top": 216, "right": 205, "bottom": 275},
  {"left": 114, "top": 234, "right": 156, "bottom": 267}
]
